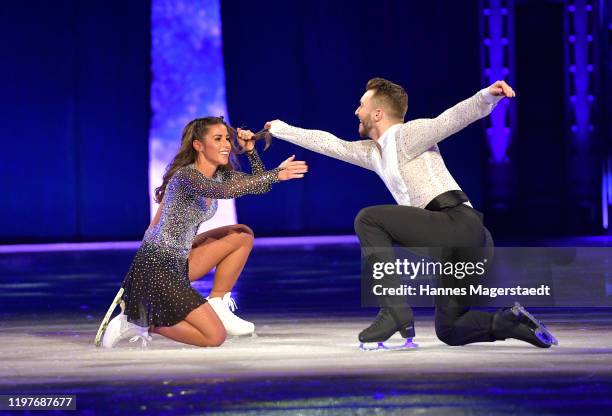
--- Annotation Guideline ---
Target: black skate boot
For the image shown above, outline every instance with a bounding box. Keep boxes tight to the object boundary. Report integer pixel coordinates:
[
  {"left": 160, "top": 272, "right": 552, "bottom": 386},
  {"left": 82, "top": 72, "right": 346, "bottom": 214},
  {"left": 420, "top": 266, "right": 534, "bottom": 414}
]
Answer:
[
  {"left": 358, "top": 307, "right": 418, "bottom": 351},
  {"left": 492, "top": 302, "right": 558, "bottom": 348}
]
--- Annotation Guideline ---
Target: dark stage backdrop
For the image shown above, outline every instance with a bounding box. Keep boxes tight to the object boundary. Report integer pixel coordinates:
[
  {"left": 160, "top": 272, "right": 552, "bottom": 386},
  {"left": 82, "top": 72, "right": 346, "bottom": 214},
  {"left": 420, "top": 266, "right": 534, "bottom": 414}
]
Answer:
[
  {"left": 3, "top": 1, "right": 586, "bottom": 242},
  {"left": 222, "top": 0, "right": 482, "bottom": 235},
  {"left": 1, "top": 1, "right": 151, "bottom": 243}
]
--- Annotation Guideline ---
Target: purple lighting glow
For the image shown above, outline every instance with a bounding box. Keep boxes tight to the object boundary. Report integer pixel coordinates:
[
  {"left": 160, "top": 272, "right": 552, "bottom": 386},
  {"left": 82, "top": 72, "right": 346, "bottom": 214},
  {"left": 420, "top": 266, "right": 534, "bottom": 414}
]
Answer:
[
  {"left": 0, "top": 236, "right": 359, "bottom": 254},
  {"left": 149, "top": 0, "right": 237, "bottom": 231},
  {"left": 567, "top": 0, "right": 595, "bottom": 143},
  {"left": 481, "top": 0, "right": 514, "bottom": 164}
]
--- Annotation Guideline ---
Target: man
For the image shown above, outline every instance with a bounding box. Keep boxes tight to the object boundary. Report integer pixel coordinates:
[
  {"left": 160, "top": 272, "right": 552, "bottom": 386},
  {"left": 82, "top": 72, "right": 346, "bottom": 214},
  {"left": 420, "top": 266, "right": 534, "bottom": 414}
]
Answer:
[{"left": 265, "top": 78, "right": 557, "bottom": 349}]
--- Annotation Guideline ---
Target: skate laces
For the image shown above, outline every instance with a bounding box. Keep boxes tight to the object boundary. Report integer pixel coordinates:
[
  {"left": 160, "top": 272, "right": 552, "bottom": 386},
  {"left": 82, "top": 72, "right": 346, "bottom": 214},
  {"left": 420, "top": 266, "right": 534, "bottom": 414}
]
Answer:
[
  {"left": 220, "top": 293, "right": 252, "bottom": 328},
  {"left": 123, "top": 317, "right": 151, "bottom": 347},
  {"left": 129, "top": 332, "right": 152, "bottom": 347},
  {"left": 370, "top": 308, "right": 391, "bottom": 329},
  {"left": 223, "top": 293, "right": 238, "bottom": 312}
]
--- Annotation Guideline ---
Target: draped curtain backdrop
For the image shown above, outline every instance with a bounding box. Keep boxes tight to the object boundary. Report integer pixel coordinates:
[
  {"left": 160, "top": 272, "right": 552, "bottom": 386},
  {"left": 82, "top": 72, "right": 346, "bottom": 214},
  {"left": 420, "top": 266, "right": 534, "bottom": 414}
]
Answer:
[
  {"left": 0, "top": 0, "right": 151, "bottom": 243},
  {"left": 4, "top": 0, "right": 601, "bottom": 242},
  {"left": 221, "top": 0, "right": 482, "bottom": 235}
]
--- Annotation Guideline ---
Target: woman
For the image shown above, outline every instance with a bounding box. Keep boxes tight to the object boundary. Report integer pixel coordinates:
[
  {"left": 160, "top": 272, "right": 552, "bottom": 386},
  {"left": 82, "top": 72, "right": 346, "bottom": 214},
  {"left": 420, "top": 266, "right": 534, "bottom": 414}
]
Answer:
[{"left": 95, "top": 116, "right": 307, "bottom": 348}]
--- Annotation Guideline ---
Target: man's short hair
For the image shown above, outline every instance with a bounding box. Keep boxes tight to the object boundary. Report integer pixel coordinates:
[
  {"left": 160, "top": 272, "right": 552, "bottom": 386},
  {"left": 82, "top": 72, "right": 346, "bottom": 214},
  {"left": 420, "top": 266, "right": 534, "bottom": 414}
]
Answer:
[{"left": 366, "top": 77, "right": 408, "bottom": 120}]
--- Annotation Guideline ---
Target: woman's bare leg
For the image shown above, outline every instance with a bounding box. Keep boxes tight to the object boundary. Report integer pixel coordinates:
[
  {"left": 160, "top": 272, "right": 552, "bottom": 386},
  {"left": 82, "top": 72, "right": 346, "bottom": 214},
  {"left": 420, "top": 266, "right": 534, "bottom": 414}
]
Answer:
[
  {"left": 152, "top": 303, "right": 226, "bottom": 347},
  {"left": 188, "top": 224, "right": 254, "bottom": 298}
]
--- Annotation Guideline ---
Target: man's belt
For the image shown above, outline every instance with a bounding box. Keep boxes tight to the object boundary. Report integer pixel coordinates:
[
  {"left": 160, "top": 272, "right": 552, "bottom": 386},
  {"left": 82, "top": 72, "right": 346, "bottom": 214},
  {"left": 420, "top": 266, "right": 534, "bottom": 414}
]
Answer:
[{"left": 425, "top": 190, "right": 469, "bottom": 211}]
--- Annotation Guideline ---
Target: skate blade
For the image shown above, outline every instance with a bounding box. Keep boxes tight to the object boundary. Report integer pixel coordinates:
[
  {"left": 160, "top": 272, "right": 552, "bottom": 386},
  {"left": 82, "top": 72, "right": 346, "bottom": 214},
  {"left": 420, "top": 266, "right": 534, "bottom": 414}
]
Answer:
[
  {"left": 94, "top": 287, "right": 125, "bottom": 347},
  {"left": 534, "top": 328, "right": 557, "bottom": 346},
  {"left": 359, "top": 338, "right": 419, "bottom": 351},
  {"left": 225, "top": 332, "right": 257, "bottom": 341},
  {"left": 512, "top": 302, "right": 559, "bottom": 346}
]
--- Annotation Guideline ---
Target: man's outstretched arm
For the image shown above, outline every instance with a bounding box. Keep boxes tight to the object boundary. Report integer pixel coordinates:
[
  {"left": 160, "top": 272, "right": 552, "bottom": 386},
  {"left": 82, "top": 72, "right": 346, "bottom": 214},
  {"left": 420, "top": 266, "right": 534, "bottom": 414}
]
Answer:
[
  {"left": 266, "top": 120, "right": 375, "bottom": 171},
  {"left": 398, "top": 80, "right": 515, "bottom": 159}
]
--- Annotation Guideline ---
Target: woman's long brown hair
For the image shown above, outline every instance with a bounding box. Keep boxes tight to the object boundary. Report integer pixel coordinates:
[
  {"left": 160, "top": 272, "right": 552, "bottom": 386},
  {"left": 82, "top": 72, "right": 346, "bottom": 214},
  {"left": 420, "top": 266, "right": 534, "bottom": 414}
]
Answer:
[{"left": 154, "top": 117, "right": 272, "bottom": 203}]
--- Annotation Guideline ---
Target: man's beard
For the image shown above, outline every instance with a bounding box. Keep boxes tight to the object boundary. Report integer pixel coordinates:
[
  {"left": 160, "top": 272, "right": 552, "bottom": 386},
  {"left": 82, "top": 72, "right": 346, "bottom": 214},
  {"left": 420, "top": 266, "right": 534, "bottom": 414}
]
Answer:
[{"left": 358, "top": 119, "right": 370, "bottom": 138}]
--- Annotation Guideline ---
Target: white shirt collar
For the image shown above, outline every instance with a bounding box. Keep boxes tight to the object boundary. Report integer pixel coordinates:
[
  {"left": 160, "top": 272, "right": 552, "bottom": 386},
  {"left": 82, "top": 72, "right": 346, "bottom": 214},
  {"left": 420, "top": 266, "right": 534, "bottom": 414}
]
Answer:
[{"left": 377, "top": 123, "right": 402, "bottom": 148}]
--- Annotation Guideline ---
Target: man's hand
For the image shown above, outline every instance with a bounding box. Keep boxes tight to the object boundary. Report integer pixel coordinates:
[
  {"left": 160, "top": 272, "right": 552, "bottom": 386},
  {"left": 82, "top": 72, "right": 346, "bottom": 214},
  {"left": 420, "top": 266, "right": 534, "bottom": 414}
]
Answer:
[
  {"left": 236, "top": 128, "right": 255, "bottom": 152},
  {"left": 489, "top": 80, "right": 516, "bottom": 98},
  {"left": 264, "top": 120, "right": 279, "bottom": 130}
]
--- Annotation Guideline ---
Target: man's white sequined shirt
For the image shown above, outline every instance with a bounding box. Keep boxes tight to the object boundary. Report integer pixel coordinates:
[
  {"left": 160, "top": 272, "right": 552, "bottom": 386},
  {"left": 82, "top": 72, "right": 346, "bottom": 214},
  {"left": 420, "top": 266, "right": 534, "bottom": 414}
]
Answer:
[{"left": 269, "top": 89, "right": 503, "bottom": 208}]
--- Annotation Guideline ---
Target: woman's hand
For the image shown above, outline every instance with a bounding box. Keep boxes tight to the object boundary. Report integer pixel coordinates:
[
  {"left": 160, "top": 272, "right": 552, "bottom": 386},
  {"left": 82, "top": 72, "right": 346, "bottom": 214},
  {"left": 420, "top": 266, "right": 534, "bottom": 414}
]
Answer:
[
  {"left": 277, "top": 155, "right": 308, "bottom": 181},
  {"left": 236, "top": 128, "right": 255, "bottom": 152}
]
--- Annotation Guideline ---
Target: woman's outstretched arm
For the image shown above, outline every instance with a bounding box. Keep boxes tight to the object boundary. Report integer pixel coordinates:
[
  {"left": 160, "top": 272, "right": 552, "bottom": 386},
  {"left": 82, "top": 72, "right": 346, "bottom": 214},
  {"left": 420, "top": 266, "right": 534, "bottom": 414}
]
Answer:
[{"left": 174, "top": 156, "right": 308, "bottom": 200}]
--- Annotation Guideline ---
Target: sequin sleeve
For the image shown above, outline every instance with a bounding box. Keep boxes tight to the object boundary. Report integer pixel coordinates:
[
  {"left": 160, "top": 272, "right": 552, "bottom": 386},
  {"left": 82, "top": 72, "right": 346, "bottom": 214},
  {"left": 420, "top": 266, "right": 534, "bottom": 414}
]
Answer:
[
  {"left": 245, "top": 148, "right": 265, "bottom": 174},
  {"left": 397, "top": 88, "right": 504, "bottom": 160},
  {"left": 269, "top": 120, "right": 375, "bottom": 170},
  {"left": 175, "top": 166, "right": 280, "bottom": 199},
  {"left": 220, "top": 154, "right": 273, "bottom": 193},
  {"left": 234, "top": 149, "right": 271, "bottom": 192}
]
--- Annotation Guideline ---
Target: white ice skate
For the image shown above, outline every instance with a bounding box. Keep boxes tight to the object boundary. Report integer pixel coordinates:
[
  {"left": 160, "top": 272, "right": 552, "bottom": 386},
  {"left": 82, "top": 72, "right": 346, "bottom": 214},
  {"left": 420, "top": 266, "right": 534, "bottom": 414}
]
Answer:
[
  {"left": 94, "top": 287, "right": 151, "bottom": 348},
  {"left": 101, "top": 313, "right": 152, "bottom": 348},
  {"left": 207, "top": 292, "right": 255, "bottom": 336}
]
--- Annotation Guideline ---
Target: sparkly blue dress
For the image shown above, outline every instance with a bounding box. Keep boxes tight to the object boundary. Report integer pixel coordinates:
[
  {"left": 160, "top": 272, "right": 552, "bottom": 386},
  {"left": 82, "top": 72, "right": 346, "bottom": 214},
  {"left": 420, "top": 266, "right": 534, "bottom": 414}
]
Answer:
[{"left": 121, "top": 150, "right": 279, "bottom": 327}]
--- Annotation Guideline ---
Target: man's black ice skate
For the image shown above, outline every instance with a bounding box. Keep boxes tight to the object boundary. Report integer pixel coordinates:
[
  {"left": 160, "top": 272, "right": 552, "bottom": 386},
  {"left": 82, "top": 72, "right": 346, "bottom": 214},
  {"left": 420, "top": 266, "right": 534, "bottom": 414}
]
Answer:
[
  {"left": 511, "top": 302, "right": 559, "bottom": 346},
  {"left": 358, "top": 307, "right": 418, "bottom": 351},
  {"left": 492, "top": 302, "right": 558, "bottom": 348}
]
